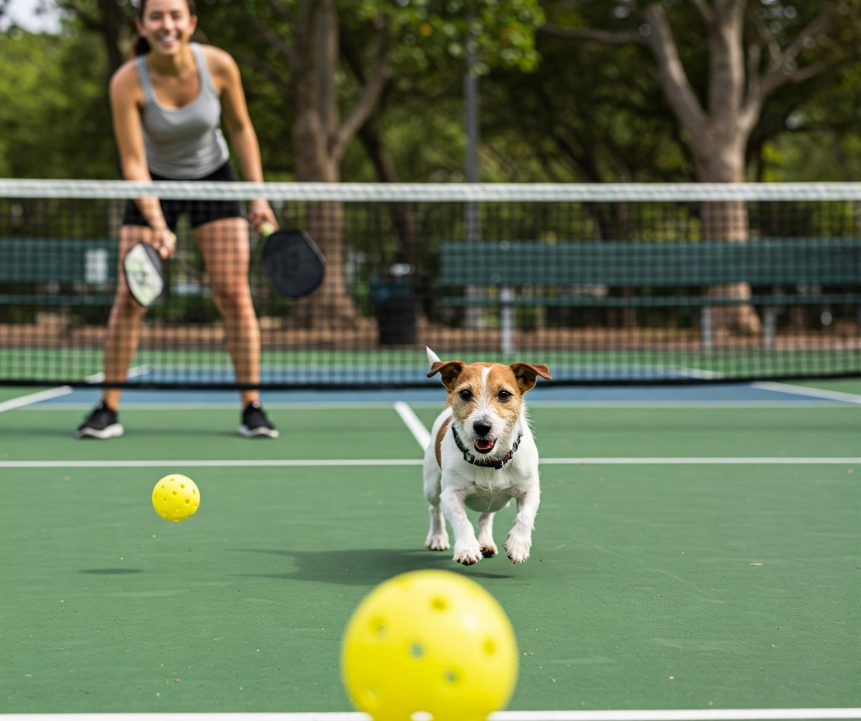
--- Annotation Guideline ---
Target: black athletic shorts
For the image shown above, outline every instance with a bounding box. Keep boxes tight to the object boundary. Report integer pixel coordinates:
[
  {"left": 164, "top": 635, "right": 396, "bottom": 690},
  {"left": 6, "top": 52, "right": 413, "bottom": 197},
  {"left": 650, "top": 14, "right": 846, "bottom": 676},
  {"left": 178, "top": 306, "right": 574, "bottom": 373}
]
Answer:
[{"left": 121, "top": 161, "right": 245, "bottom": 230}]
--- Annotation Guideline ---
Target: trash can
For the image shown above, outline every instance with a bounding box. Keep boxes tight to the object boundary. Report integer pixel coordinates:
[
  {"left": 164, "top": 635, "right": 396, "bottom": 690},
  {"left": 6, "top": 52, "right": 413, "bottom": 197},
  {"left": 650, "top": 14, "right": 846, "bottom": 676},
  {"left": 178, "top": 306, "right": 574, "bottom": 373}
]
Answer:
[{"left": 370, "top": 263, "right": 416, "bottom": 346}]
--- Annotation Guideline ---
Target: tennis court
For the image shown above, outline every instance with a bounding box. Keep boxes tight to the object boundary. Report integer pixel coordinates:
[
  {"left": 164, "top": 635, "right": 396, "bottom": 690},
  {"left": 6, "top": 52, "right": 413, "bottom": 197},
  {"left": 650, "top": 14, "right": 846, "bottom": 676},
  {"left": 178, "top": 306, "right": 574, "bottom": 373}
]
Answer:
[{"left": 2, "top": 378, "right": 859, "bottom": 719}]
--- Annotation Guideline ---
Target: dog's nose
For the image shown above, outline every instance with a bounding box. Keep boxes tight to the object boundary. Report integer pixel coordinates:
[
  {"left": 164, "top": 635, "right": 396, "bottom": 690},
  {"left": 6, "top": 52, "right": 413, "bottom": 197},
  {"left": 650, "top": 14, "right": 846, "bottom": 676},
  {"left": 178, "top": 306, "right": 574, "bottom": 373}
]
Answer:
[{"left": 473, "top": 420, "right": 492, "bottom": 437}]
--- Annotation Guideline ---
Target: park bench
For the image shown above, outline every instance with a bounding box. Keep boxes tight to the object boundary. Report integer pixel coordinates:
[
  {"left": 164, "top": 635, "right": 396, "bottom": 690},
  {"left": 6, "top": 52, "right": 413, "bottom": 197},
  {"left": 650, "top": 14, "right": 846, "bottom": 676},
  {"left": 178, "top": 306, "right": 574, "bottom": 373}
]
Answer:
[
  {"left": 0, "top": 237, "right": 117, "bottom": 307},
  {"left": 438, "top": 238, "right": 861, "bottom": 352}
]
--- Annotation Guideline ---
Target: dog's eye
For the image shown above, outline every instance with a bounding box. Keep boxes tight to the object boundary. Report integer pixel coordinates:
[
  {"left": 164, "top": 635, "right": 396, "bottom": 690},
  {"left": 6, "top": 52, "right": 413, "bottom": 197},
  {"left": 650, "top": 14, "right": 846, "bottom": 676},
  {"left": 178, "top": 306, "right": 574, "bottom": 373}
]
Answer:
[
  {"left": 497, "top": 389, "right": 513, "bottom": 401},
  {"left": 459, "top": 388, "right": 473, "bottom": 401}
]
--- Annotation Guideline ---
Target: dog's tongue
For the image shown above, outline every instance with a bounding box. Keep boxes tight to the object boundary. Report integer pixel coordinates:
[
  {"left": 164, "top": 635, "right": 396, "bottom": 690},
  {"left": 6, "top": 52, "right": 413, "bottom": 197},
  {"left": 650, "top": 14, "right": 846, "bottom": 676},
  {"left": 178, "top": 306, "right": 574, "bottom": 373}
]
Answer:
[{"left": 473, "top": 438, "right": 496, "bottom": 454}]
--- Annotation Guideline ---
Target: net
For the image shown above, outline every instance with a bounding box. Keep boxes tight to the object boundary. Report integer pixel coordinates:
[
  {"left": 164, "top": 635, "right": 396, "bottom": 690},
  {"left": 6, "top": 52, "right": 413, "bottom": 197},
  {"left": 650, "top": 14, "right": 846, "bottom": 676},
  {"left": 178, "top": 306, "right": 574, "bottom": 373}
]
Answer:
[{"left": 1, "top": 180, "right": 860, "bottom": 389}]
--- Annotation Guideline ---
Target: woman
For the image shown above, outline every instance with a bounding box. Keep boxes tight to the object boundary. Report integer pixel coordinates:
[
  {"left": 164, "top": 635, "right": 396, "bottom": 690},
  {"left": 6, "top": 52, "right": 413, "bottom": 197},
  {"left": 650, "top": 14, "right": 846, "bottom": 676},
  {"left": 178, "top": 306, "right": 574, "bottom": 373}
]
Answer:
[{"left": 76, "top": 0, "right": 279, "bottom": 439}]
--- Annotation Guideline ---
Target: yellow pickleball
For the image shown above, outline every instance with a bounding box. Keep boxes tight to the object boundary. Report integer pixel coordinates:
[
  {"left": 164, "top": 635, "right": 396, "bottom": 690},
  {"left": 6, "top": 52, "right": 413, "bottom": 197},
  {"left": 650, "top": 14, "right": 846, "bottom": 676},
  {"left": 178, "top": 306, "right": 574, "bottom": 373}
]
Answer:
[
  {"left": 341, "top": 569, "right": 518, "bottom": 721},
  {"left": 151, "top": 474, "right": 200, "bottom": 522}
]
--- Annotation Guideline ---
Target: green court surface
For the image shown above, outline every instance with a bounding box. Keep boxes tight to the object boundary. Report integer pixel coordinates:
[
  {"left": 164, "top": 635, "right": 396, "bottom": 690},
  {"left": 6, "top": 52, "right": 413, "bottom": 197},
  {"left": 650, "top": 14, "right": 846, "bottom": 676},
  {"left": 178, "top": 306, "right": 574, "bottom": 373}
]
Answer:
[{"left": 1, "top": 397, "right": 860, "bottom": 717}]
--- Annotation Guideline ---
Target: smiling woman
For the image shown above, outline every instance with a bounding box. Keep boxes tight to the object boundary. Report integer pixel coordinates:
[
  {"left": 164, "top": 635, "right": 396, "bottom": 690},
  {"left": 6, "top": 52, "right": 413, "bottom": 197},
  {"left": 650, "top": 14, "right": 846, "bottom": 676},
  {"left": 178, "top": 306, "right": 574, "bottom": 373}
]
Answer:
[{"left": 74, "top": 0, "right": 282, "bottom": 441}]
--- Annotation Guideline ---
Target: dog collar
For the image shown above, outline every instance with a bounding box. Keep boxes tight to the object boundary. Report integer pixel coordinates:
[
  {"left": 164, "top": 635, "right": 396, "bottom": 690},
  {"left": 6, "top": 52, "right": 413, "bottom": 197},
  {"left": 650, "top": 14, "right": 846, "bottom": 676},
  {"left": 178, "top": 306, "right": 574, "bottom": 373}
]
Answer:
[{"left": 451, "top": 426, "right": 522, "bottom": 470}]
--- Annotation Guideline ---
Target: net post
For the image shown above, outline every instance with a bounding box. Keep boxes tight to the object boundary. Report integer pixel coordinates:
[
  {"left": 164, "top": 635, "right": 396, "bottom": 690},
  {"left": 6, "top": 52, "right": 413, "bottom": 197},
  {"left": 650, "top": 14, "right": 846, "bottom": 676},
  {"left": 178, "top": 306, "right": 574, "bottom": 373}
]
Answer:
[
  {"left": 700, "top": 306, "right": 714, "bottom": 354},
  {"left": 500, "top": 286, "right": 515, "bottom": 354},
  {"left": 763, "top": 306, "right": 778, "bottom": 351}
]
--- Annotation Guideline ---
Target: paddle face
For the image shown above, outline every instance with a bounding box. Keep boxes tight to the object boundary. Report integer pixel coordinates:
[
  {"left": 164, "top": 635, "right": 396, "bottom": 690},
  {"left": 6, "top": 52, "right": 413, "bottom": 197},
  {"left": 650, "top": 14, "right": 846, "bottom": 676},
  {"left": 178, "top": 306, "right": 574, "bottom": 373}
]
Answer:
[
  {"left": 123, "top": 241, "right": 164, "bottom": 307},
  {"left": 261, "top": 228, "right": 326, "bottom": 299}
]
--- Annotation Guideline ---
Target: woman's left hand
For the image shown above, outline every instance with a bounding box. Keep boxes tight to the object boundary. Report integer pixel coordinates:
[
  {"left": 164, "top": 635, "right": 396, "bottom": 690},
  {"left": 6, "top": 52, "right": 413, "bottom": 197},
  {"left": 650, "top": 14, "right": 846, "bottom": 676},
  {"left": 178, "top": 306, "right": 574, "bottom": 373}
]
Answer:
[{"left": 248, "top": 198, "right": 277, "bottom": 235}]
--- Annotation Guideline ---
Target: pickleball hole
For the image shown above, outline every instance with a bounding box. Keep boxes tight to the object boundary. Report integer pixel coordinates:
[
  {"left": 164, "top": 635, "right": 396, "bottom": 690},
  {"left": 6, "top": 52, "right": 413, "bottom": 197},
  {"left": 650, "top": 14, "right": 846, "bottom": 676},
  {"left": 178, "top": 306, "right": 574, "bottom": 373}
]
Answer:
[
  {"left": 410, "top": 642, "right": 424, "bottom": 658},
  {"left": 444, "top": 669, "right": 458, "bottom": 684},
  {"left": 369, "top": 616, "right": 387, "bottom": 637},
  {"left": 483, "top": 638, "right": 497, "bottom": 655},
  {"left": 430, "top": 596, "right": 447, "bottom": 612}
]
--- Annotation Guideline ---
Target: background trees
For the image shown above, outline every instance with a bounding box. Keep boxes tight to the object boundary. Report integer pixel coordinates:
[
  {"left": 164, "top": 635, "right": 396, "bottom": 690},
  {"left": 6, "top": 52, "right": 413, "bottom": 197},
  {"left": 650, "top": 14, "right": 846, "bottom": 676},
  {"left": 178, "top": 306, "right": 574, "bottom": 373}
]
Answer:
[{"left": 1, "top": 0, "right": 860, "bottom": 185}]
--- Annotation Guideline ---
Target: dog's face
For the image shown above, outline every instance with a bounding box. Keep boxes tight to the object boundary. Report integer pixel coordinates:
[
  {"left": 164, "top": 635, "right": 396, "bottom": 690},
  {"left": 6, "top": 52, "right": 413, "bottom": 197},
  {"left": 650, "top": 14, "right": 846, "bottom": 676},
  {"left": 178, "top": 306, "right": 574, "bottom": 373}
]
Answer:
[{"left": 428, "top": 361, "right": 551, "bottom": 456}]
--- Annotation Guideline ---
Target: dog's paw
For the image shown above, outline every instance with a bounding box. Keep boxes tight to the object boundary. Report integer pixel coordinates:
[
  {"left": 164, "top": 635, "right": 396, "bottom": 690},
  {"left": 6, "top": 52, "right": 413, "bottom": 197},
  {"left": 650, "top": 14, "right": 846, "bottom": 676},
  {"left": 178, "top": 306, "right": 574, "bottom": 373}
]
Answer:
[
  {"left": 453, "top": 539, "right": 484, "bottom": 566},
  {"left": 425, "top": 532, "right": 450, "bottom": 552},
  {"left": 505, "top": 534, "right": 532, "bottom": 564},
  {"left": 480, "top": 542, "right": 498, "bottom": 558}
]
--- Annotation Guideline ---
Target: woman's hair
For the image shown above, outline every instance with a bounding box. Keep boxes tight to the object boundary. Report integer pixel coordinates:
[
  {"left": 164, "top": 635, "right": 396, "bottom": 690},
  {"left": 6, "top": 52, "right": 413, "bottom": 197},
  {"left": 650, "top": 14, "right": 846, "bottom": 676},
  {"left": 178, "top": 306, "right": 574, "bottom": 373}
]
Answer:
[{"left": 134, "top": 0, "right": 198, "bottom": 56}]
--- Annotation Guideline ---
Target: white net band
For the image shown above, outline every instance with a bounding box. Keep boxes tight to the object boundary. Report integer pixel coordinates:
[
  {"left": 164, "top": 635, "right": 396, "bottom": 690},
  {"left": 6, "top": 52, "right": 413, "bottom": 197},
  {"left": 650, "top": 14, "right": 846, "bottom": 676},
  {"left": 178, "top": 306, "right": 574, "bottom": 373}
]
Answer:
[{"left": 5, "top": 179, "right": 861, "bottom": 202}]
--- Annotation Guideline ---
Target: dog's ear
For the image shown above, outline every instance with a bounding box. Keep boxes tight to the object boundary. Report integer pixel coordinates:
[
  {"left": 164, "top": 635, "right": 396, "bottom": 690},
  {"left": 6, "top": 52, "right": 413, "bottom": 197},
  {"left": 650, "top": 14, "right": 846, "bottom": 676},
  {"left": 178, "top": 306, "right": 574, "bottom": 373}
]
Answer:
[
  {"left": 510, "top": 362, "right": 552, "bottom": 393},
  {"left": 427, "top": 360, "right": 465, "bottom": 390}
]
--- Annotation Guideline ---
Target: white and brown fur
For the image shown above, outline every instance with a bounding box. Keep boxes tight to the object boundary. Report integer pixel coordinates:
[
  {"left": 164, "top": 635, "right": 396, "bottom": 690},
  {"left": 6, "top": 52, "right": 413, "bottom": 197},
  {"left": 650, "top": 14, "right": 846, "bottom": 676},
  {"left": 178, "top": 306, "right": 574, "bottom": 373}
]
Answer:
[{"left": 423, "top": 348, "right": 551, "bottom": 565}]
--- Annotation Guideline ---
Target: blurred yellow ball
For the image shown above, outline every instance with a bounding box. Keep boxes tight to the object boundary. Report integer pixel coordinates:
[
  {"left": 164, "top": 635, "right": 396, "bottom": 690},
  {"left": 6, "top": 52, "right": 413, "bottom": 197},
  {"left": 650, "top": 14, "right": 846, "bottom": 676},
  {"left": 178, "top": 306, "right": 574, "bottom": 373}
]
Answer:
[
  {"left": 151, "top": 474, "right": 200, "bottom": 522},
  {"left": 341, "top": 569, "right": 518, "bottom": 721}
]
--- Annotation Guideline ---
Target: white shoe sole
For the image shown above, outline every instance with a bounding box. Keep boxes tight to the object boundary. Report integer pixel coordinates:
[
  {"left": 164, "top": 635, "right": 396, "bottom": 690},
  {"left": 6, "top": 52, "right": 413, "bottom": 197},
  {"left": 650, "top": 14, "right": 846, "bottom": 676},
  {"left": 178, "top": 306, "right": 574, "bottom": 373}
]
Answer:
[
  {"left": 75, "top": 423, "right": 124, "bottom": 439},
  {"left": 239, "top": 425, "right": 279, "bottom": 438}
]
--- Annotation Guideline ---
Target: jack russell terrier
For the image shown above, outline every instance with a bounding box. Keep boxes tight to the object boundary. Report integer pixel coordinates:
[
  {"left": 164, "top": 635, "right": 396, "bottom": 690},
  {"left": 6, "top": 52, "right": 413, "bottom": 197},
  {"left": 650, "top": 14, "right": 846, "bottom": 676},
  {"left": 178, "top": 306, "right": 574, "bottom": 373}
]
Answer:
[{"left": 423, "top": 348, "right": 551, "bottom": 565}]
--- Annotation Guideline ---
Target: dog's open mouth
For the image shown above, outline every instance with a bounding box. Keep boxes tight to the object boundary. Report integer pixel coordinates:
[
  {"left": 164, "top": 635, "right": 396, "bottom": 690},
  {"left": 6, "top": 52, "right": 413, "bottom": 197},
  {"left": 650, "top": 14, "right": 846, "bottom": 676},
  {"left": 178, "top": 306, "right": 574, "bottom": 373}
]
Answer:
[{"left": 473, "top": 438, "right": 497, "bottom": 455}]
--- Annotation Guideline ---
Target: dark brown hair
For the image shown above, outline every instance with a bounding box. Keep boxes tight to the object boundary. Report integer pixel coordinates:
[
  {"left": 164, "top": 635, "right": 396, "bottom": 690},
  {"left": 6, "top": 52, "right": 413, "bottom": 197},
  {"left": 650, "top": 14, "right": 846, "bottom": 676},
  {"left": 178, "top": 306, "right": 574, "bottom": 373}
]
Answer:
[{"left": 134, "top": 0, "right": 198, "bottom": 56}]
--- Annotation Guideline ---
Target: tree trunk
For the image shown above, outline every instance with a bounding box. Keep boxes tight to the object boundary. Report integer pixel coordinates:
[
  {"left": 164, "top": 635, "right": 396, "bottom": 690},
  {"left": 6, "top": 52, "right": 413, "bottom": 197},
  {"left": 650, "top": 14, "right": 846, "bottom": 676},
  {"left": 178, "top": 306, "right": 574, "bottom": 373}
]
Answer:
[
  {"left": 288, "top": 0, "right": 360, "bottom": 331},
  {"left": 695, "top": 134, "right": 761, "bottom": 336}
]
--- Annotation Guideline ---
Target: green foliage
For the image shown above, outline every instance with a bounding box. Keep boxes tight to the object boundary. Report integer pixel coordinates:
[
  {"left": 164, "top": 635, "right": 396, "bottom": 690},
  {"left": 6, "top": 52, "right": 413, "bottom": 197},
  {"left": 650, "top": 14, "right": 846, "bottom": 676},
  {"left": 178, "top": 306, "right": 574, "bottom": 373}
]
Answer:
[
  {"left": 1, "top": 0, "right": 861, "bottom": 183},
  {"left": 357, "top": 0, "right": 544, "bottom": 73},
  {"left": 0, "top": 27, "right": 114, "bottom": 179}
]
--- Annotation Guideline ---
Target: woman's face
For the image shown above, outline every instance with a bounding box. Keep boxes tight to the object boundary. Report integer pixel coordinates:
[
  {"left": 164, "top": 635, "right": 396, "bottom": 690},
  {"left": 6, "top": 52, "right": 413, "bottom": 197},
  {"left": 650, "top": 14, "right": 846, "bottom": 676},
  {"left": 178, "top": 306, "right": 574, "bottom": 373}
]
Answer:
[{"left": 136, "top": 0, "right": 197, "bottom": 57}]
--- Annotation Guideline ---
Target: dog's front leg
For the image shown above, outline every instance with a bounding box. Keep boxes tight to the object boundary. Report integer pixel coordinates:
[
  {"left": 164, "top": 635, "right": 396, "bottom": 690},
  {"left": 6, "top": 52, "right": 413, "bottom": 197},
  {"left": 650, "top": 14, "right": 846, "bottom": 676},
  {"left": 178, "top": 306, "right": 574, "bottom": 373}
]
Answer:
[
  {"left": 477, "top": 512, "right": 498, "bottom": 557},
  {"left": 440, "top": 486, "right": 483, "bottom": 565},
  {"left": 505, "top": 484, "right": 540, "bottom": 564},
  {"left": 425, "top": 501, "right": 449, "bottom": 551}
]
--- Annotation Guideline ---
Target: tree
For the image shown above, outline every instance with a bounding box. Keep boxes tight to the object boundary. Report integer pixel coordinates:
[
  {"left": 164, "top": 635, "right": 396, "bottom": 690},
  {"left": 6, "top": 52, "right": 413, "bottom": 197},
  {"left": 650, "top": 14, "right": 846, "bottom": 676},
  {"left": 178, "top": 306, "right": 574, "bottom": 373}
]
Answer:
[
  {"left": 543, "top": 0, "right": 861, "bottom": 334},
  {"left": 54, "top": 0, "right": 130, "bottom": 74},
  {"left": 209, "top": 0, "right": 544, "bottom": 330},
  {"left": 0, "top": 28, "right": 114, "bottom": 179}
]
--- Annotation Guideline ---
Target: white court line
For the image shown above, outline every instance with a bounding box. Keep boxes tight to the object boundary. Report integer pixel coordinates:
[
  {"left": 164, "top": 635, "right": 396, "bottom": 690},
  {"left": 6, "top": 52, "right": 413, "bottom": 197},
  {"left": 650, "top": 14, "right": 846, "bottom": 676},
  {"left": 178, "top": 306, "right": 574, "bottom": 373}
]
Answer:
[
  {"left": 394, "top": 401, "right": 431, "bottom": 449},
  {"left": 15, "top": 399, "right": 861, "bottom": 412},
  {"left": 0, "top": 458, "right": 424, "bottom": 469},
  {"left": 540, "top": 457, "right": 861, "bottom": 465},
  {"left": 0, "top": 385, "right": 73, "bottom": 413},
  {"left": 0, "top": 367, "right": 151, "bottom": 414},
  {"left": 2, "top": 457, "right": 860, "bottom": 469},
  {"left": 751, "top": 381, "right": 861, "bottom": 405},
  {"left": 3, "top": 709, "right": 861, "bottom": 721}
]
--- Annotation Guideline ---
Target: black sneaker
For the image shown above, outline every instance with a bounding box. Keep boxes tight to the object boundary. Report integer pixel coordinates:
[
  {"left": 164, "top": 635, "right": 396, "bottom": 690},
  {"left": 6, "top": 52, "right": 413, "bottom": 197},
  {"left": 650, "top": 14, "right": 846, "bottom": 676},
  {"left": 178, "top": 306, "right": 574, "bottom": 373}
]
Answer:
[
  {"left": 75, "top": 401, "right": 124, "bottom": 439},
  {"left": 240, "top": 402, "right": 279, "bottom": 438}
]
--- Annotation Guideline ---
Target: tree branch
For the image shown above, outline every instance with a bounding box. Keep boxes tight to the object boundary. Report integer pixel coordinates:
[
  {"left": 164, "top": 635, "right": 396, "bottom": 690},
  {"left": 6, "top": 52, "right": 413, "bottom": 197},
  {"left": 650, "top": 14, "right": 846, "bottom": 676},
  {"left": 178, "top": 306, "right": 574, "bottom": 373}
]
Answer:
[
  {"left": 56, "top": 0, "right": 99, "bottom": 31},
  {"left": 232, "top": 48, "right": 292, "bottom": 97},
  {"left": 251, "top": 15, "right": 295, "bottom": 74},
  {"left": 541, "top": 23, "right": 644, "bottom": 46},
  {"left": 640, "top": 3, "right": 707, "bottom": 137},
  {"left": 758, "top": 9, "right": 834, "bottom": 99},
  {"left": 689, "top": 0, "right": 713, "bottom": 25},
  {"left": 332, "top": 17, "right": 390, "bottom": 160}
]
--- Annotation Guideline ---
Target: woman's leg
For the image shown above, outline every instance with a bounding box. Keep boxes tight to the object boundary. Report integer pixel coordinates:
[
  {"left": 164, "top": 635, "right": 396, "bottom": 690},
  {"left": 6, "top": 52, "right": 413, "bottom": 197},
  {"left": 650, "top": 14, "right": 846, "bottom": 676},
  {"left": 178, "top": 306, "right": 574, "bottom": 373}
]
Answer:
[
  {"left": 101, "top": 225, "right": 151, "bottom": 410},
  {"left": 194, "top": 217, "right": 261, "bottom": 408}
]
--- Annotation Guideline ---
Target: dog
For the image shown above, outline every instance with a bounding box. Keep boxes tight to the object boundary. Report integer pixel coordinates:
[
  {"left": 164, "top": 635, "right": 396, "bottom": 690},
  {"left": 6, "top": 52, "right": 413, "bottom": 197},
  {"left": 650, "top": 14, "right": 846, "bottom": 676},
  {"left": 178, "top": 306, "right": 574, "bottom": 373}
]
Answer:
[{"left": 423, "top": 348, "right": 551, "bottom": 565}]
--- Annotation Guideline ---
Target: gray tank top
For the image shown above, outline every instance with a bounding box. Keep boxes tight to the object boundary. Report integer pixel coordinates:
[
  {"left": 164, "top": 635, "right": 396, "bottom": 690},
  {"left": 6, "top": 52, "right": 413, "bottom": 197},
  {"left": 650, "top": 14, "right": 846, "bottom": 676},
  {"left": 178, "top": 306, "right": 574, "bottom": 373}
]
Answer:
[{"left": 136, "top": 43, "right": 230, "bottom": 179}]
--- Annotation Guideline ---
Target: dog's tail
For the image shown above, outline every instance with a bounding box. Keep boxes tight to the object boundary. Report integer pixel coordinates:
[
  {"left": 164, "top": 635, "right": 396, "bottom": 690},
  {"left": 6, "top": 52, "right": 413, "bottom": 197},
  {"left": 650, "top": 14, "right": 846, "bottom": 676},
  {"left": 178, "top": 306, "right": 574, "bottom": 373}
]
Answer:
[{"left": 426, "top": 347, "right": 441, "bottom": 368}]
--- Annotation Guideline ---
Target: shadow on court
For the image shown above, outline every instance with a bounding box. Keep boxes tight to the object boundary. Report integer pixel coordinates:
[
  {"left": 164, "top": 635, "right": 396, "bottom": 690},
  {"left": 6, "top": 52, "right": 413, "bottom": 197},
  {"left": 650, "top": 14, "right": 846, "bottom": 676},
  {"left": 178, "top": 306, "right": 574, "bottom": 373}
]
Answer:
[{"left": 229, "top": 547, "right": 515, "bottom": 586}]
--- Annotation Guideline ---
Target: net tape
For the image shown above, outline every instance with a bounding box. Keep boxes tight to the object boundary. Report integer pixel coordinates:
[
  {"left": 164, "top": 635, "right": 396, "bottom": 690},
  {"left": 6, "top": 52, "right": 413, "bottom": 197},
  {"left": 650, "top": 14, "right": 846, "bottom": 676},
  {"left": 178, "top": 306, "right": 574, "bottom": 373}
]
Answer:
[{"left": 5, "top": 180, "right": 861, "bottom": 202}]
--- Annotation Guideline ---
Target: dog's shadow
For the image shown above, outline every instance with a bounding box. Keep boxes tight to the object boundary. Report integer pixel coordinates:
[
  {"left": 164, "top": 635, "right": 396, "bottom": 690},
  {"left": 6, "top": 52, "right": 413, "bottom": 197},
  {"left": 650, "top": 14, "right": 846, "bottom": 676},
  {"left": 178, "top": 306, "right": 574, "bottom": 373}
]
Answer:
[{"left": 230, "top": 547, "right": 515, "bottom": 586}]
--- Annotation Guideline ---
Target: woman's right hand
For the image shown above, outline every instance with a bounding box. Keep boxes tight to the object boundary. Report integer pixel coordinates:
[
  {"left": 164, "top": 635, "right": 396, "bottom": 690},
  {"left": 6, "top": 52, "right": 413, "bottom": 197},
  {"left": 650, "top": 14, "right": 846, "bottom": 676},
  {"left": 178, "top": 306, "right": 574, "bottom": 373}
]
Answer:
[{"left": 149, "top": 226, "right": 177, "bottom": 259}]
